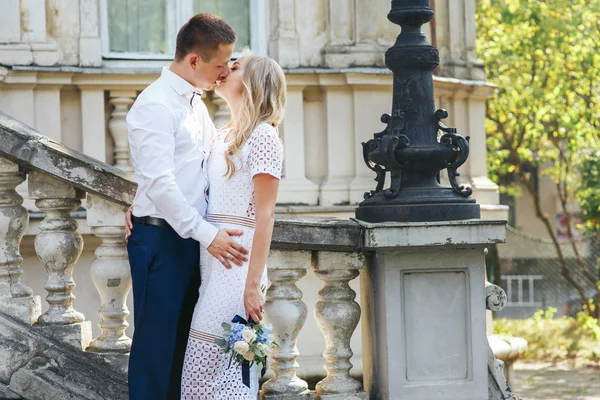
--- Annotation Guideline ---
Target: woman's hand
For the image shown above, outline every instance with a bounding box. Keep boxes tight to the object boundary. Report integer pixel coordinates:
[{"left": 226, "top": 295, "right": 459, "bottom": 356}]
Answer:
[
  {"left": 244, "top": 281, "right": 265, "bottom": 323},
  {"left": 125, "top": 205, "right": 134, "bottom": 240}
]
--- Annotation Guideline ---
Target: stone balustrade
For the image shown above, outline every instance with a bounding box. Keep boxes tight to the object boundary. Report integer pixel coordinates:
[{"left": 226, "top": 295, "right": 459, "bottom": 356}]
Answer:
[
  {"left": 0, "top": 110, "right": 372, "bottom": 399},
  {"left": 0, "top": 65, "right": 505, "bottom": 221},
  {"left": 0, "top": 111, "right": 512, "bottom": 400}
]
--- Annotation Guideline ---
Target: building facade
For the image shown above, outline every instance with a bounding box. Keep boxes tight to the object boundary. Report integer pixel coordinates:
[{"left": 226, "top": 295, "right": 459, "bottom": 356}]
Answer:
[{"left": 0, "top": 0, "right": 504, "bottom": 378}]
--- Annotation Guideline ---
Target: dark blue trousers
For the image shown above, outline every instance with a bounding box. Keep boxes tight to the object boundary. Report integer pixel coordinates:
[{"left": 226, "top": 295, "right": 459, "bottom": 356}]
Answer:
[{"left": 127, "top": 222, "right": 200, "bottom": 400}]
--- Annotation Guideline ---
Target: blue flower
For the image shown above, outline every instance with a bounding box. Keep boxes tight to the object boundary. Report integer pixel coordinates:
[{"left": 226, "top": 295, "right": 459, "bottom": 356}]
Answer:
[
  {"left": 255, "top": 331, "right": 273, "bottom": 345},
  {"left": 256, "top": 335, "right": 267, "bottom": 344},
  {"left": 228, "top": 323, "right": 246, "bottom": 345}
]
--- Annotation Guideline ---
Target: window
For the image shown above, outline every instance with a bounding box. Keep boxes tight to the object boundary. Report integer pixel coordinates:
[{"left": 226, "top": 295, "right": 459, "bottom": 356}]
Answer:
[
  {"left": 106, "top": 0, "right": 168, "bottom": 55},
  {"left": 193, "top": 0, "right": 250, "bottom": 52},
  {"left": 101, "top": 0, "right": 267, "bottom": 59}
]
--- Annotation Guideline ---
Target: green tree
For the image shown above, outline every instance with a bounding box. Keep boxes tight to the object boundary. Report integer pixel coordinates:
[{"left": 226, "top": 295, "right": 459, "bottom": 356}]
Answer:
[
  {"left": 476, "top": 0, "right": 600, "bottom": 317},
  {"left": 578, "top": 151, "right": 600, "bottom": 235}
]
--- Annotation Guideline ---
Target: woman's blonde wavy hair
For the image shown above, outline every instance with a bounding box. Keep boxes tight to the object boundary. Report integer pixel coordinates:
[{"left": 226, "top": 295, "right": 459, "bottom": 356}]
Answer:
[{"left": 223, "top": 51, "right": 287, "bottom": 178}]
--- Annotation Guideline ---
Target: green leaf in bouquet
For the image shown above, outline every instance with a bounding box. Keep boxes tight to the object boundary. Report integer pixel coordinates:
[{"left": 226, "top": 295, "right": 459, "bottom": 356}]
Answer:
[
  {"left": 222, "top": 322, "right": 232, "bottom": 332},
  {"left": 215, "top": 338, "right": 227, "bottom": 348}
]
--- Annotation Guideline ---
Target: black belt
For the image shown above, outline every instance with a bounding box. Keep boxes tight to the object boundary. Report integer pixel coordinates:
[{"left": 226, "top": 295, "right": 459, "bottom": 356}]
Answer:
[{"left": 132, "top": 216, "right": 172, "bottom": 230}]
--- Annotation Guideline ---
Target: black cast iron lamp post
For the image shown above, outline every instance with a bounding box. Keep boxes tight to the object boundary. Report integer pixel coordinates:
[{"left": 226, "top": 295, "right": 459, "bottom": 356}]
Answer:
[{"left": 355, "top": 0, "right": 480, "bottom": 223}]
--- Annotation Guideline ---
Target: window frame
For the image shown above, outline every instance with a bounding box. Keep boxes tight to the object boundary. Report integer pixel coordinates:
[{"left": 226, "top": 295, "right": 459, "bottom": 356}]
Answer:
[{"left": 99, "top": 0, "right": 268, "bottom": 60}]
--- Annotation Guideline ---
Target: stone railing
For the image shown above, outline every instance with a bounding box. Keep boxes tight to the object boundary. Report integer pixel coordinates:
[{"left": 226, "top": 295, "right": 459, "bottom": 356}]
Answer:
[
  {"left": 0, "top": 111, "right": 134, "bottom": 399},
  {"left": 0, "top": 111, "right": 512, "bottom": 400},
  {"left": 0, "top": 65, "right": 507, "bottom": 222},
  {"left": 0, "top": 110, "right": 370, "bottom": 399}
]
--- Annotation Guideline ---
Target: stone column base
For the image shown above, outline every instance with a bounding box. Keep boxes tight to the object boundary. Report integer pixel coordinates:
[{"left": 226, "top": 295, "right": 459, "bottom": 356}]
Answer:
[
  {"left": 33, "top": 322, "right": 92, "bottom": 351},
  {"left": 319, "top": 177, "right": 351, "bottom": 206},
  {"left": 316, "top": 392, "right": 369, "bottom": 400},
  {"left": 0, "top": 296, "right": 41, "bottom": 325},
  {"left": 260, "top": 390, "right": 314, "bottom": 400}
]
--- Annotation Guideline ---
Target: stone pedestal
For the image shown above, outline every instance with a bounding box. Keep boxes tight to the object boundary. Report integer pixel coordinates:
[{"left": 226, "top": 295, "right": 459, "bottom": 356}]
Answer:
[
  {"left": 33, "top": 322, "right": 93, "bottom": 351},
  {"left": 357, "top": 219, "right": 506, "bottom": 400}
]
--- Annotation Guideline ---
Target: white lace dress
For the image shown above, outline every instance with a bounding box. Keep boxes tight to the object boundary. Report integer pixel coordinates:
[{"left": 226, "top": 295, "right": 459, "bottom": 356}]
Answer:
[{"left": 181, "top": 122, "right": 283, "bottom": 399}]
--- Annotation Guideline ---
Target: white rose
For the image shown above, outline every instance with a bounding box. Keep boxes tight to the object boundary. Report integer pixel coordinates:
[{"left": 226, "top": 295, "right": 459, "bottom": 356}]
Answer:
[
  {"left": 234, "top": 341, "right": 250, "bottom": 355},
  {"left": 257, "top": 343, "right": 269, "bottom": 355},
  {"left": 243, "top": 350, "right": 255, "bottom": 361},
  {"left": 242, "top": 329, "right": 256, "bottom": 343}
]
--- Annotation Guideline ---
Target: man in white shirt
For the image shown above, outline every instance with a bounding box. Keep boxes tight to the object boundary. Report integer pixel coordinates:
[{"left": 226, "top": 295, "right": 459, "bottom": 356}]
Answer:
[{"left": 125, "top": 14, "right": 247, "bottom": 400}]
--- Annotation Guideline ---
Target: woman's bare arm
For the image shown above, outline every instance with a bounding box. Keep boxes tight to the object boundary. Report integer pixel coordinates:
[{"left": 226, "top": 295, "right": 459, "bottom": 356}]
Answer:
[{"left": 244, "top": 173, "right": 279, "bottom": 323}]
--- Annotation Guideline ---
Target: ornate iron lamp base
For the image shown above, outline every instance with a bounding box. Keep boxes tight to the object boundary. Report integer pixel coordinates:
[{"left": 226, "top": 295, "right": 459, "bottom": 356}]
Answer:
[
  {"left": 354, "top": 1, "right": 481, "bottom": 223},
  {"left": 357, "top": 185, "right": 480, "bottom": 222},
  {"left": 356, "top": 201, "right": 480, "bottom": 223}
]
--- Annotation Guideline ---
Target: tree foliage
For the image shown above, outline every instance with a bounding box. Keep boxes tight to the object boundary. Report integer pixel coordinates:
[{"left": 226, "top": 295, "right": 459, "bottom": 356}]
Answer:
[
  {"left": 578, "top": 151, "right": 600, "bottom": 234},
  {"left": 476, "top": 0, "right": 600, "bottom": 316}
]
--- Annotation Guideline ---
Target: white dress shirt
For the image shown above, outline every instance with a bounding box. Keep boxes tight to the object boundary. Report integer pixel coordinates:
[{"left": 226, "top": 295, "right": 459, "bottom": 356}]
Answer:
[{"left": 127, "top": 67, "right": 219, "bottom": 249}]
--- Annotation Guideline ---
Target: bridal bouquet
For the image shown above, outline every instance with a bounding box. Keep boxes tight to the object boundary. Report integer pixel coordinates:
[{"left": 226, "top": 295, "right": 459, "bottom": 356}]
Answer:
[{"left": 216, "top": 314, "right": 277, "bottom": 386}]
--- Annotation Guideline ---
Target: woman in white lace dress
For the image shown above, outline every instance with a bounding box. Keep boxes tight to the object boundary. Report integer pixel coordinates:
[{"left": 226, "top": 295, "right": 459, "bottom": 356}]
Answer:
[{"left": 180, "top": 52, "right": 286, "bottom": 399}]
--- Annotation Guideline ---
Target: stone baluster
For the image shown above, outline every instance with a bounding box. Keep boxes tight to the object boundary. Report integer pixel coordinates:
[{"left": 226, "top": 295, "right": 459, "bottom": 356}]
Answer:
[
  {"left": 86, "top": 194, "right": 132, "bottom": 353},
  {"left": 28, "top": 171, "right": 92, "bottom": 349},
  {"left": 260, "top": 250, "right": 313, "bottom": 400},
  {"left": 312, "top": 252, "right": 367, "bottom": 400},
  {"left": 211, "top": 92, "right": 231, "bottom": 128},
  {"left": 0, "top": 158, "right": 41, "bottom": 324},
  {"left": 108, "top": 90, "right": 136, "bottom": 172}
]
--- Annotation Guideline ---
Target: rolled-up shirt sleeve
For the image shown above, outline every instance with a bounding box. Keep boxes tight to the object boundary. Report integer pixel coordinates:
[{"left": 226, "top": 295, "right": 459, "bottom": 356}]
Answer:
[{"left": 127, "top": 102, "right": 218, "bottom": 248}]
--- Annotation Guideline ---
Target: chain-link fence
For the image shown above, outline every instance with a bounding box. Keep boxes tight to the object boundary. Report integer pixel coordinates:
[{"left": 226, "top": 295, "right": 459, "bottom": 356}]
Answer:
[{"left": 489, "top": 226, "right": 600, "bottom": 319}]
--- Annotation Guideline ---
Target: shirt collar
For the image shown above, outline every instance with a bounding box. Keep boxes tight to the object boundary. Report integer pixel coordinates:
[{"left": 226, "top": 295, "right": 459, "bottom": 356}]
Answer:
[{"left": 161, "top": 67, "right": 202, "bottom": 97}]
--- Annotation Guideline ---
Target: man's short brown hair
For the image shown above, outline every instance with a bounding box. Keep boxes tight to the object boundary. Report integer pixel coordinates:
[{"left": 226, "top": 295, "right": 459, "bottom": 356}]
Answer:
[{"left": 175, "top": 13, "right": 236, "bottom": 62}]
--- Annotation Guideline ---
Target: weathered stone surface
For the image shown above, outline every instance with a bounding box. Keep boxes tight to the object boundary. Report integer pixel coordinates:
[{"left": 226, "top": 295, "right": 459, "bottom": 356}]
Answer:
[
  {"left": 29, "top": 172, "right": 87, "bottom": 329},
  {"left": 87, "top": 195, "right": 132, "bottom": 353},
  {"left": 272, "top": 217, "right": 361, "bottom": 251},
  {"left": 0, "top": 383, "right": 22, "bottom": 399},
  {"left": 32, "top": 322, "right": 92, "bottom": 351},
  {"left": 357, "top": 218, "right": 507, "bottom": 249},
  {"left": 261, "top": 392, "right": 314, "bottom": 400},
  {"left": 313, "top": 252, "right": 366, "bottom": 400},
  {"left": 0, "top": 298, "right": 41, "bottom": 328},
  {"left": 261, "top": 250, "right": 311, "bottom": 398},
  {"left": 0, "top": 112, "right": 135, "bottom": 207},
  {"left": 0, "top": 157, "right": 41, "bottom": 325},
  {"left": 0, "top": 323, "right": 38, "bottom": 383},
  {"left": 0, "top": 312, "right": 127, "bottom": 400},
  {"left": 486, "top": 282, "right": 508, "bottom": 312},
  {"left": 487, "top": 343, "right": 518, "bottom": 400},
  {"left": 361, "top": 223, "right": 495, "bottom": 400},
  {"left": 316, "top": 394, "right": 368, "bottom": 400}
]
